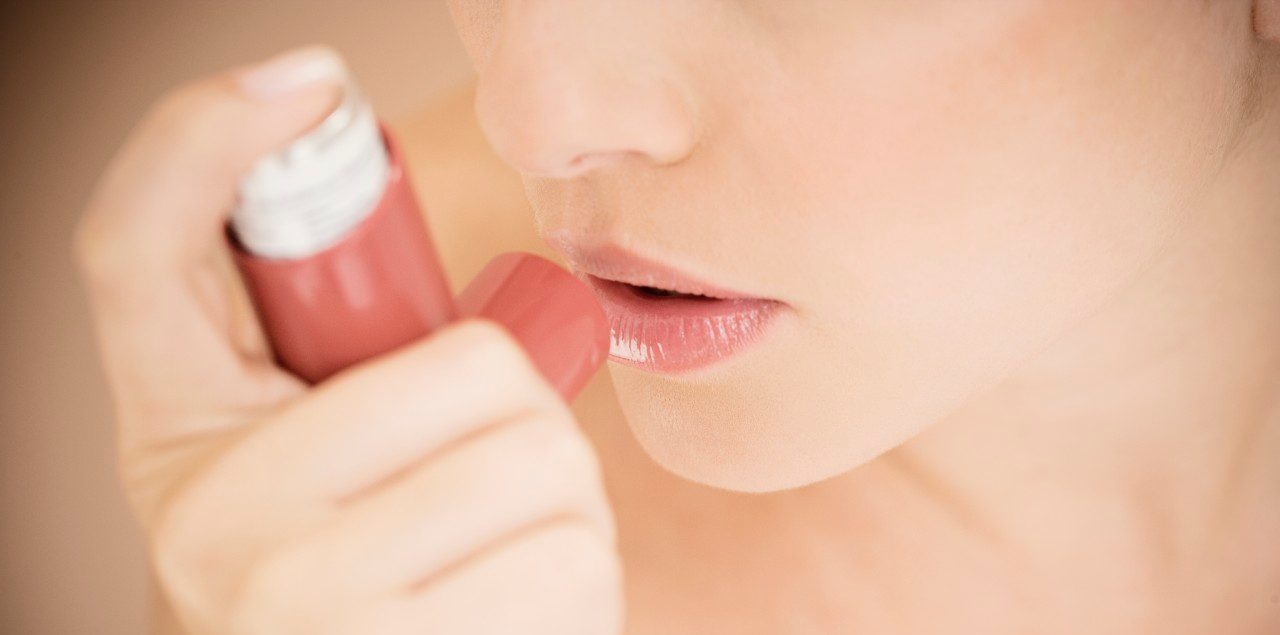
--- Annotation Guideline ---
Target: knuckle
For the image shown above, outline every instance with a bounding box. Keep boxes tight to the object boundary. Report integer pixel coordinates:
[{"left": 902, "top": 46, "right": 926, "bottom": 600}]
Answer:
[
  {"left": 239, "top": 551, "right": 296, "bottom": 605},
  {"left": 149, "top": 522, "right": 192, "bottom": 595},
  {"left": 450, "top": 318, "right": 532, "bottom": 371},
  {"left": 546, "top": 421, "right": 603, "bottom": 480},
  {"left": 439, "top": 318, "right": 556, "bottom": 399},
  {"left": 573, "top": 532, "right": 623, "bottom": 593},
  {"left": 149, "top": 516, "right": 216, "bottom": 614},
  {"left": 148, "top": 478, "right": 232, "bottom": 601},
  {"left": 230, "top": 545, "right": 308, "bottom": 630},
  {"left": 229, "top": 540, "right": 362, "bottom": 635},
  {"left": 453, "top": 415, "right": 560, "bottom": 486},
  {"left": 506, "top": 414, "right": 601, "bottom": 484},
  {"left": 147, "top": 466, "right": 246, "bottom": 604},
  {"left": 565, "top": 535, "right": 624, "bottom": 634},
  {"left": 149, "top": 492, "right": 203, "bottom": 582},
  {"left": 501, "top": 416, "right": 614, "bottom": 542},
  {"left": 538, "top": 523, "right": 625, "bottom": 631}
]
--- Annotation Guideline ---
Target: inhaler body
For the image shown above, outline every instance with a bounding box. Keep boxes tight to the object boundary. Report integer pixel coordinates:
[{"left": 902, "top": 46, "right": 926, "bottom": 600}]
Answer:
[{"left": 228, "top": 83, "right": 455, "bottom": 384}]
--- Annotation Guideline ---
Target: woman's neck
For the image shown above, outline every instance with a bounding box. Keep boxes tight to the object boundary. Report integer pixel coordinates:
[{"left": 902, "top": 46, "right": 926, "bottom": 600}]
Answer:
[
  {"left": 614, "top": 116, "right": 1280, "bottom": 635},
  {"left": 609, "top": 91, "right": 1280, "bottom": 635},
  {"left": 810, "top": 113, "right": 1280, "bottom": 632}
]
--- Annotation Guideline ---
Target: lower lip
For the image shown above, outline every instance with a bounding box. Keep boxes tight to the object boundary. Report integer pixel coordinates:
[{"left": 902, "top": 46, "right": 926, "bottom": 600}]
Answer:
[{"left": 583, "top": 276, "right": 781, "bottom": 374}]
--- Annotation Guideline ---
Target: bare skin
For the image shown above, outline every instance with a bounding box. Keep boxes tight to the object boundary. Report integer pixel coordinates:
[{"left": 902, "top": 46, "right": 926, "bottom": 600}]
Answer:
[
  {"left": 398, "top": 84, "right": 1280, "bottom": 635},
  {"left": 80, "top": 5, "right": 1280, "bottom": 632}
]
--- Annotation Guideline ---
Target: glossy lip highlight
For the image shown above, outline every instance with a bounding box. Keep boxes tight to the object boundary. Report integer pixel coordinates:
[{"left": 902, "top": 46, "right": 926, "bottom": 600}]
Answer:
[
  {"left": 545, "top": 236, "right": 784, "bottom": 374},
  {"left": 587, "top": 275, "right": 781, "bottom": 373}
]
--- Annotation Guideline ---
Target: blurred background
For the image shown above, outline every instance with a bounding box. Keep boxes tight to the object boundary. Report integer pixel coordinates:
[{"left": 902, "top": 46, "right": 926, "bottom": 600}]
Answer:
[{"left": 0, "top": 2, "right": 472, "bottom": 632}]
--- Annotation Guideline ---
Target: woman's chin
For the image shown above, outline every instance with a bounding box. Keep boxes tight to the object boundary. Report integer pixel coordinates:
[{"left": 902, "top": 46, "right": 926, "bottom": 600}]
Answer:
[{"left": 602, "top": 336, "right": 908, "bottom": 494}]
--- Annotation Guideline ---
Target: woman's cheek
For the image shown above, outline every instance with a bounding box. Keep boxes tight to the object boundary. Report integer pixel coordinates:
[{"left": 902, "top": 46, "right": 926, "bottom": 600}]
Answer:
[{"left": 611, "top": 1, "right": 1255, "bottom": 492}]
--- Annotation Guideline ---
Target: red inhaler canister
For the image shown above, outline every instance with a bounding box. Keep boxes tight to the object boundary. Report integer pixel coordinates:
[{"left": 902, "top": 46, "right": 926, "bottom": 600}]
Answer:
[{"left": 227, "top": 82, "right": 455, "bottom": 384}]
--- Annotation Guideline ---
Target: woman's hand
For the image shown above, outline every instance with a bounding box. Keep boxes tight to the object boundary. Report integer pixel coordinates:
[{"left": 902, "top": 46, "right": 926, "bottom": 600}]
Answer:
[{"left": 73, "top": 46, "right": 622, "bottom": 635}]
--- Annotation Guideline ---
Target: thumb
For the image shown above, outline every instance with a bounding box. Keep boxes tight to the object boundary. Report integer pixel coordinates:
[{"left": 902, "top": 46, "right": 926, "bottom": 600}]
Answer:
[{"left": 76, "top": 46, "right": 347, "bottom": 448}]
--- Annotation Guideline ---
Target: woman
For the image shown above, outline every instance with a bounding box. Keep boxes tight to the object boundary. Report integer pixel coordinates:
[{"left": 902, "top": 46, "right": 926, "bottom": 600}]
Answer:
[{"left": 74, "top": 2, "right": 1280, "bottom": 633}]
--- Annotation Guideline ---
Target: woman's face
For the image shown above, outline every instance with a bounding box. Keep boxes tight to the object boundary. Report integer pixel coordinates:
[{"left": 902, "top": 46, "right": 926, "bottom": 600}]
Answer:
[{"left": 447, "top": 1, "right": 1262, "bottom": 491}]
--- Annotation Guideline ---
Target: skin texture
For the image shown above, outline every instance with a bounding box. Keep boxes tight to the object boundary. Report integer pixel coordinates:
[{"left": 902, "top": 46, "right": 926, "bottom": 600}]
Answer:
[
  {"left": 76, "top": 49, "right": 620, "bottom": 635},
  {"left": 439, "top": 0, "right": 1280, "bottom": 631},
  {"left": 449, "top": 0, "right": 1273, "bottom": 491},
  {"left": 76, "top": 2, "right": 1280, "bottom": 634}
]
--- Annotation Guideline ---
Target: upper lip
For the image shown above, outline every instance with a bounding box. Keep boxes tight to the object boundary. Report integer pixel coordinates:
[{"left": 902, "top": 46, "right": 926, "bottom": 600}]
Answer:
[{"left": 543, "top": 232, "right": 763, "bottom": 300}]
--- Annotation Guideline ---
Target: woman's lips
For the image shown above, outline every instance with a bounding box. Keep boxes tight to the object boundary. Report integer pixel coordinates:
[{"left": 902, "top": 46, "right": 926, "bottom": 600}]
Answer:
[
  {"left": 546, "top": 237, "right": 783, "bottom": 374},
  {"left": 583, "top": 275, "right": 780, "bottom": 373}
]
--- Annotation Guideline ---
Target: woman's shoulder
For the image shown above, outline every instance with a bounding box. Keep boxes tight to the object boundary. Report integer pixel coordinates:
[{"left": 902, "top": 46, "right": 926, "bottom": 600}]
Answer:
[{"left": 392, "top": 82, "right": 550, "bottom": 290}]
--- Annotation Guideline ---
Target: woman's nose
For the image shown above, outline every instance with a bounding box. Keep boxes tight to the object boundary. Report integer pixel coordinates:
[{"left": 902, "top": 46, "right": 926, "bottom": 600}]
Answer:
[{"left": 472, "top": 0, "right": 699, "bottom": 179}]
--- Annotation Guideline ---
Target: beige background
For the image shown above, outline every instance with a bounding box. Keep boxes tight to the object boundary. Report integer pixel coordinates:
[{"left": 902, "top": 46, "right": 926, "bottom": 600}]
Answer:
[{"left": 0, "top": 3, "right": 472, "bottom": 632}]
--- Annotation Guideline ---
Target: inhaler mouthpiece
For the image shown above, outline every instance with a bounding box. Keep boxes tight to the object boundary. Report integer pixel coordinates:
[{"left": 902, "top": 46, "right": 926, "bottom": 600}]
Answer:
[{"left": 232, "top": 80, "right": 390, "bottom": 259}]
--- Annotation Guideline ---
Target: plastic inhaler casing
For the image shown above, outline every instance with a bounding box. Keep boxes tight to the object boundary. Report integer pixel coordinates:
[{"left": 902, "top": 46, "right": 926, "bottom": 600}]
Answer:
[{"left": 226, "top": 82, "right": 455, "bottom": 384}]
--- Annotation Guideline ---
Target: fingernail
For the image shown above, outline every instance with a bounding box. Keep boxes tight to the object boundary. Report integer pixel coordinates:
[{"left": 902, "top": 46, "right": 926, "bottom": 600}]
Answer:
[
  {"left": 235, "top": 45, "right": 347, "bottom": 100},
  {"left": 457, "top": 252, "right": 610, "bottom": 401}
]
